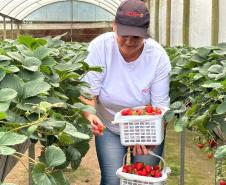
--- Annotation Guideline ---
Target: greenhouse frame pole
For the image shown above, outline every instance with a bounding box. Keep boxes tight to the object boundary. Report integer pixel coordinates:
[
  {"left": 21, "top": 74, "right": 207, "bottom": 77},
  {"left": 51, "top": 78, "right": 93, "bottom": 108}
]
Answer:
[
  {"left": 10, "top": 19, "right": 13, "bottom": 39},
  {"left": 16, "top": 23, "right": 20, "bottom": 37},
  {"left": 166, "top": 0, "right": 171, "bottom": 46},
  {"left": 28, "top": 143, "right": 35, "bottom": 185},
  {"left": 70, "top": 0, "right": 73, "bottom": 42},
  {"left": 180, "top": 130, "right": 185, "bottom": 185},
  {"left": 3, "top": 16, "right": 6, "bottom": 40},
  {"left": 211, "top": 0, "right": 219, "bottom": 46},
  {"left": 183, "top": 0, "right": 190, "bottom": 46},
  {"left": 154, "top": 0, "right": 160, "bottom": 42}
]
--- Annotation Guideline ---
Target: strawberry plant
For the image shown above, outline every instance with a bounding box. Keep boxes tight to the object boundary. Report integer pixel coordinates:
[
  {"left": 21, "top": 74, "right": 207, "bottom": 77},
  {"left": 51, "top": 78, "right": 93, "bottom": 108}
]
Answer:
[
  {"left": 0, "top": 34, "right": 102, "bottom": 184},
  {"left": 165, "top": 43, "right": 226, "bottom": 184}
]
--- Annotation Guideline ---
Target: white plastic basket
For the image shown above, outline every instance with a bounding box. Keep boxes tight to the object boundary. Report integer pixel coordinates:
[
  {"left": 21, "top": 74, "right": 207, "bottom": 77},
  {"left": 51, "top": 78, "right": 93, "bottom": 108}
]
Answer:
[
  {"left": 116, "top": 150, "right": 170, "bottom": 185},
  {"left": 113, "top": 106, "right": 169, "bottom": 146}
]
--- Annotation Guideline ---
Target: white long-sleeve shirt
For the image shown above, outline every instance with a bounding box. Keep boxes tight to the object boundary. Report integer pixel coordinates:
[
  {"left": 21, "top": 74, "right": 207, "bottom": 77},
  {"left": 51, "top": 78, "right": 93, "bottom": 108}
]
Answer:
[{"left": 82, "top": 32, "right": 171, "bottom": 134}]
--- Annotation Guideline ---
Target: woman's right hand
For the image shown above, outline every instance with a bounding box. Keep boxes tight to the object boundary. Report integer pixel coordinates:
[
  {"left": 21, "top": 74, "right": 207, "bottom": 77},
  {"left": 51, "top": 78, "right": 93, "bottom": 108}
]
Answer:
[{"left": 85, "top": 113, "right": 105, "bottom": 136}]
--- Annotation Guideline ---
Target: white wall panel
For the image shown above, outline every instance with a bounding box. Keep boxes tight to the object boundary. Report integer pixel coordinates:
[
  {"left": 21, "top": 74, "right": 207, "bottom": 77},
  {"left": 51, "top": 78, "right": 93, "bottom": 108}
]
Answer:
[
  {"left": 189, "top": 0, "right": 212, "bottom": 47},
  {"left": 170, "top": 0, "right": 183, "bottom": 46},
  {"left": 219, "top": 0, "right": 226, "bottom": 43},
  {"left": 159, "top": 0, "right": 167, "bottom": 45}
]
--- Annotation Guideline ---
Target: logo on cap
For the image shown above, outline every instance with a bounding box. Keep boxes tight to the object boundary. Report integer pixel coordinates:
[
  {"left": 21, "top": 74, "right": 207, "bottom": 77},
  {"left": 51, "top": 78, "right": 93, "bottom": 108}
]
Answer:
[{"left": 127, "top": 11, "right": 144, "bottom": 18}]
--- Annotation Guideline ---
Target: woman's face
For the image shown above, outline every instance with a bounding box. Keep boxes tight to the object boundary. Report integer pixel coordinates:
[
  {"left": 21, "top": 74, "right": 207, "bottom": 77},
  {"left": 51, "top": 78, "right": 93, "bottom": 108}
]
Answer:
[{"left": 113, "top": 23, "right": 145, "bottom": 56}]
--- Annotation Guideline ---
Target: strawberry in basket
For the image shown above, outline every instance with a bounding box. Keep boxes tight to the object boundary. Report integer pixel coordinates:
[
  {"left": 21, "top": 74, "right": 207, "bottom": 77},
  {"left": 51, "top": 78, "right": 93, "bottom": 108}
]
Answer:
[
  {"left": 121, "top": 105, "right": 162, "bottom": 116},
  {"left": 122, "top": 162, "right": 162, "bottom": 178}
]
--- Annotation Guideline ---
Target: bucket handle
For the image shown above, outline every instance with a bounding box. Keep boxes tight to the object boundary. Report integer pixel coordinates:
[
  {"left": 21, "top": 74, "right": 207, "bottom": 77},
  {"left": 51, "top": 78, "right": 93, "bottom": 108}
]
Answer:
[{"left": 122, "top": 150, "right": 167, "bottom": 173}]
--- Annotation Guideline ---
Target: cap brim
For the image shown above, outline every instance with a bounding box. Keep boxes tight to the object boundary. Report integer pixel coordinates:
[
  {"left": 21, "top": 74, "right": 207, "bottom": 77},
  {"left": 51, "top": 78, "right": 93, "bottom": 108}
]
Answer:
[{"left": 116, "top": 23, "right": 149, "bottom": 38}]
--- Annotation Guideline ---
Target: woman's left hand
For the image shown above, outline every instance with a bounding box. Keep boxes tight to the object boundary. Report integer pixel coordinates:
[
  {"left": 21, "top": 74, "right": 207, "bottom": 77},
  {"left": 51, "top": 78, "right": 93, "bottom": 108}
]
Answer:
[{"left": 132, "top": 145, "right": 149, "bottom": 155}]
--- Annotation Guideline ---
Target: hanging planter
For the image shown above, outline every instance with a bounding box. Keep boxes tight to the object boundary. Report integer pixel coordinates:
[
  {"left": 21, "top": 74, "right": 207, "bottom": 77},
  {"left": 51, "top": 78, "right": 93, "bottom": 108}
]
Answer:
[{"left": 0, "top": 140, "right": 29, "bottom": 182}]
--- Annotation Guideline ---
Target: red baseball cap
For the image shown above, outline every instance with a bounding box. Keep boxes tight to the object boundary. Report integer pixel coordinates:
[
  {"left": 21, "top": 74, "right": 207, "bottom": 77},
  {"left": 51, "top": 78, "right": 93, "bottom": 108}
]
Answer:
[{"left": 115, "top": 0, "right": 150, "bottom": 38}]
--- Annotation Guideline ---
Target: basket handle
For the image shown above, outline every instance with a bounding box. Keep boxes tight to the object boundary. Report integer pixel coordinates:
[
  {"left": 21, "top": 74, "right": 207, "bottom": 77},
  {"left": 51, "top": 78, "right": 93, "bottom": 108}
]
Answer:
[{"left": 122, "top": 150, "right": 166, "bottom": 173}]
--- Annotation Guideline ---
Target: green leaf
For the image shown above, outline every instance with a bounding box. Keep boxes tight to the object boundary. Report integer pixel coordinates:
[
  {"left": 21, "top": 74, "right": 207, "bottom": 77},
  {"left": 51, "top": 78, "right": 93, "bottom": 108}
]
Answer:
[
  {"left": 24, "top": 80, "right": 50, "bottom": 98},
  {"left": 4, "top": 65, "right": 20, "bottom": 73},
  {"left": 51, "top": 171, "right": 70, "bottom": 185},
  {"left": 42, "top": 57, "right": 57, "bottom": 67},
  {"left": 88, "top": 66, "right": 103, "bottom": 72},
  {"left": 60, "top": 72, "right": 80, "bottom": 81},
  {"left": 27, "top": 125, "right": 38, "bottom": 136},
  {"left": 18, "top": 69, "right": 44, "bottom": 82},
  {"left": 66, "top": 146, "right": 81, "bottom": 161},
  {"left": 71, "top": 159, "right": 81, "bottom": 170},
  {"left": 33, "top": 46, "right": 50, "bottom": 60},
  {"left": 64, "top": 123, "right": 89, "bottom": 140},
  {"left": 170, "top": 101, "right": 184, "bottom": 110},
  {"left": 70, "top": 51, "right": 89, "bottom": 63},
  {"left": 39, "top": 102, "right": 52, "bottom": 112},
  {"left": 208, "top": 64, "right": 223, "bottom": 73},
  {"left": 196, "top": 47, "right": 211, "bottom": 58},
  {"left": 55, "top": 63, "right": 83, "bottom": 72},
  {"left": 32, "top": 162, "right": 57, "bottom": 185},
  {"left": 163, "top": 111, "right": 175, "bottom": 123},
  {"left": 216, "top": 102, "right": 226, "bottom": 114},
  {"left": 185, "top": 104, "right": 198, "bottom": 116},
  {"left": 45, "top": 146, "right": 66, "bottom": 167},
  {"left": 0, "top": 132, "right": 27, "bottom": 145},
  {"left": 215, "top": 145, "right": 226, "bottom": 159},
  {"left": 17, "top": 35, "right": 37, "bottom": 48},
  {"left": 22, "top": 57, "right": 42, "bottom": 72},
  {"left": 41, "top": 119, "right": 66, "bottom": 130},
  {"left": 0, "top": 101, "right": 10, "bottom": 112},
  {"left": 174, "top": 117, "right": 184, "bottom": 132},
  {"left": 0, "top": 112, "right": 7, "bottom": 120},
  {"left": 75, "top": 141, "right": 90, "bottom": 157},
  {"left": 72, "top": 102, "right": 96, "bottom": 114},
  {"left": 0, "top": 146, "right": 16, "bottom": 155},
  {"left": 0, "top": 70, "right": 6, "bottom": 81},
  {"left": 0, "top": 55, "right": 12, "bottom": 61},
  {"left": 201, "top": 83, "right": 222, "bottom": 89},
  {"left": 0, "top": 88, "right": 17, "bottom": 101},
  {"left": 0, "top": 75, "right": 24, "bottom": 97},
  {"left": 6, "top": 52, "right": 24, "bottom": 63},
  {"left": 191, "top": 53, "right": 205, "bottom": 63},
  {"left": 58, "top": 133, "right": 74, "bottom": 145},
  {"left": 213, "top": 49, "right": 226, "bottom": 56}
]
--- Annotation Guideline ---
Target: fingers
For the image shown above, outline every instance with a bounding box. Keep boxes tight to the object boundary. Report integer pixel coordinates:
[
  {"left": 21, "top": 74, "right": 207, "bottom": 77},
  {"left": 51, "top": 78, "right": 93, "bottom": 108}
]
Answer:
[
  {"left": 141, "top": 145, "right": 148, "bottom": 155},
  {"left": 133, "top": 145, "right": 149, "bottom": 155},
  {"left": 90, "top": 117, "right": 105, "bottom": 136}
]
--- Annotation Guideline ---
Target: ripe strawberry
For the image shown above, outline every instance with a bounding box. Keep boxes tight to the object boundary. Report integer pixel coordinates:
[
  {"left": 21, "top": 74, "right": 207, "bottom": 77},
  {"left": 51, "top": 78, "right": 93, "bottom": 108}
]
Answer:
[
  {"left": 136, "top": 170, "right": 143, "bottom": 176},
  {"left": 135, "top": 162, "right": 144, "bottom": 171},
  {"left": 156, "top": 108, "right": 162, "bottom": 115},
  {"left": 207, "top": 153, "right": 214, "bottom": 159},
  {"left": 196, "top": 143, "right": 205, "bottom": 149},
  {"left": 98, "top": 125, "right": 105, "bottom": 133},
  {"left": 135, "top": 109, "right": 143, "bottom": 115},
  {"left": 145, "top": 105, "right": 154, "bottom": 114},
  {"left": 154, "top": 172, "right": 162, "bottom": 177},
  {"left": 141, "top": 169, "right": 148, "bottom": 176},
  {"left": 144, "top": 165, "right": 152, "bottom": 173},
  {"left": 121, "top": 108, "right": 133, "bottom": 116},
  {"left": 122, "top": 164, "right": 129, "bottom": 173},
  {"left": 220, "top": 179, "right": 226, "bottom": 185},
  {"left": 208, "top": 139, "right": 217, "bottom": 148},
  {"left": 150, "top": 170, "right": 156, "bottom": 177},
  {"left": 153, "top": 165, "right": 160, "bottom": 170},
  {"left": 127, "top": 165, "right": 134, "bottom": 173}
]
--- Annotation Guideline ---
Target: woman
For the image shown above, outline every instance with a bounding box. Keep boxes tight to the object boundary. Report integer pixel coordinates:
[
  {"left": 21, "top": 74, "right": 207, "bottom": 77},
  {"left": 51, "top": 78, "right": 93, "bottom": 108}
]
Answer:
[{"left": 82, "top": 0, "right": 171, "bottom": 184}]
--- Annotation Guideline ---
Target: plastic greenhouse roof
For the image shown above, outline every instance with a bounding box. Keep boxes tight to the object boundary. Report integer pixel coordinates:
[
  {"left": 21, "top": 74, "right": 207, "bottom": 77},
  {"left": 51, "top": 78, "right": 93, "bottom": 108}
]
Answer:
[{"left": 0, "top": 0, "right": 123, "bottom": 21}]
